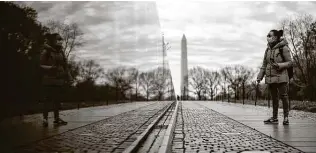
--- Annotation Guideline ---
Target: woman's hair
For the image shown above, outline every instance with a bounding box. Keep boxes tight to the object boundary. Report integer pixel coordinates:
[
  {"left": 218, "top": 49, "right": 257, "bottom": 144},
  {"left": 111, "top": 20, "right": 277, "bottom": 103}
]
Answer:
[
  {"left": 270, "top": 29, "right": 284, "bottom": 39},
  {"left": 44, "top": 33, "right": 62, "bottom": 42}
]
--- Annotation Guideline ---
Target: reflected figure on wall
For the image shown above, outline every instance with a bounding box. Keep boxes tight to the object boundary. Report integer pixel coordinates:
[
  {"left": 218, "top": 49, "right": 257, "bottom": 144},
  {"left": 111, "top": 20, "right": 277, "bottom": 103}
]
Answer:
[{"left": 40, "top": 33, "right": 72, "bottom": 127}]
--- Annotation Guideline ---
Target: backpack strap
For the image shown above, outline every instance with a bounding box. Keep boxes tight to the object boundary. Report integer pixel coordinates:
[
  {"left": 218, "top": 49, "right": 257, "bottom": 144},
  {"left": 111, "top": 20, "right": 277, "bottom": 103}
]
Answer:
[
  {"left": 279, "top": 45, "right": 294, "bottom": 80},
  {"left": 279, "top": 46, "right": 285, "bottom": 61}
]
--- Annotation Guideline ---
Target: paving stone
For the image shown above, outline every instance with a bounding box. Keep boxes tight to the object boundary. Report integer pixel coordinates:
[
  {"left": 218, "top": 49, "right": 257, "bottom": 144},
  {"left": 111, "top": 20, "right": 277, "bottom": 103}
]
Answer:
[
  {"left": 172, "top": 101, "right": 304, "bottom": 153},
  {"left": 14, "top": 102, "right": 172, "bottom": 152}
]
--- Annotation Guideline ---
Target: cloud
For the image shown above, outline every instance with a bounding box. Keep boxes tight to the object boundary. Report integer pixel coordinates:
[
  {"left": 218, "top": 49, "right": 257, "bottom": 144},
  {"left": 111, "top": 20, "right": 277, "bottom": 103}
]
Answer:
[
  {"left": 24, "top": 1, "right": 163, "bottom": 73},
  {"left": 21, "top": 1, "right": 316, "bottom": 95},
  {"left": 156, "top": 1, "right": 316, "bottom": 94}
]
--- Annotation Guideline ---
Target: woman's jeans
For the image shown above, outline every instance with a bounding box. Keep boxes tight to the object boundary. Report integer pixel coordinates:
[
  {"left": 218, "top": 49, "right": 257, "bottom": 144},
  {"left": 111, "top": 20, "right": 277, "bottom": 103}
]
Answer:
[
  {"left": 41, "top": 85, "right": 65, "bottom": 121},
  {"left": 269, "top": 83, "right": 289, "bottom": 119}
]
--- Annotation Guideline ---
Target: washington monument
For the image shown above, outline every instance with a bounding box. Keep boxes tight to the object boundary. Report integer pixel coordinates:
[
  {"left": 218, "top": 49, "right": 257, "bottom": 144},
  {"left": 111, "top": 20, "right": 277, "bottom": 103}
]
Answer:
[{"left": 181, "top": 34, "right": 188, "bottom": 100}]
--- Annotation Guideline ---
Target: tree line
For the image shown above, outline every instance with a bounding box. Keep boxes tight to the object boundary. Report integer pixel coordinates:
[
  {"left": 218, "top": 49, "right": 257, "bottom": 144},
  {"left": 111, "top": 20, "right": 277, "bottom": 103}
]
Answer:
[
  {"left": 2, "top": 2, "right": 315, "bottom": 118},
  {"left": 187, "top": 65, "right": 257, "bottom": 103},
  {"left": 187, "top": 13, "right": 316, "bottom": 103},
  {"left": 68, "top": 63, "right": 175, "bottom": 103},
  {"left": 2, "top": 2, "right": 175, "bottom": 118}
]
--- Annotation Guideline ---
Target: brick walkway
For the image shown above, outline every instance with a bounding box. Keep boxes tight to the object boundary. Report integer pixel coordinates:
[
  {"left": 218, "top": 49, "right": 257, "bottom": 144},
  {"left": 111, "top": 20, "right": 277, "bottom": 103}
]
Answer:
[
  {"left": 2, "top": 101, "right": 315, "bottom": 153},
  {"left": 13, "top": 101, "right": 172, "bottom": 153},
  {"left": 0, "top": 102, "right": 166, "bottom": 152},
  {"left": 201, "top": 101, "right": 316, "bottom": 153},
  {"left": 172, "top": 101, "right": 303, "bottom": 153}
]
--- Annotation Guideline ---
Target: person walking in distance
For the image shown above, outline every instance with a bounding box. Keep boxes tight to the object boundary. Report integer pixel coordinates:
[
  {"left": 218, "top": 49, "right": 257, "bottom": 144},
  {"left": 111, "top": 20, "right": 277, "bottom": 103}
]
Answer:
[
  {"left": 257, "top": 30, "right": 293, "bottom": 125},
  {"left": 40, "top": 33, "right": 72, "bottom": 127}
]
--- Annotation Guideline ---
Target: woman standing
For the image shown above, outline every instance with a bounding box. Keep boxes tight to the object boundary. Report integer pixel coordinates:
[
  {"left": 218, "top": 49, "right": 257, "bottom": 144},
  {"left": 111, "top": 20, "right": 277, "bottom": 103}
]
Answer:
[
  {"left": 40, "top": 33, "right": 71, "bottom": 127},
  {"left": 257, "top": 30, "right": 293, "bottom": 125}
]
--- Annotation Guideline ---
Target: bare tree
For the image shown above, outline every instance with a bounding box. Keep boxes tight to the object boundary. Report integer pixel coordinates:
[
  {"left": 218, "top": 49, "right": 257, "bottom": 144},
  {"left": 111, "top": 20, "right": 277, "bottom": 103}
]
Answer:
[
  {"left": 126, "top": 67, "right": 139, "bottom": 101},
  {"left": 219, "top": 68, "right": 228, "bottom": 101},
  {"left": 279, "top": 14, "right": 316, "bottom": 100},
  {"left": 205, "top": 70, "right": 220, "bottom": 101},
  {"left": 46, "top": 20, "right": 84, "bottom": 60},
  {"left": 220, "top": 65, "right": 245, "bottom": 102},
  {"left": 150, "top": 67, "right": 171, "bottom": 100},
  {"left": 139, "top": 72, "right": 154, "bottom": 101},
  {"left": 67, "top": 56, "right": 81, "bottom": 84},
  {"left": 134, "top": 69, "right": 140, "bottom": 101},
  {"left": 105, "top": 66, "right": 136, "bottom": 102},
  {"left": 78, "top": 59, "right": 104, "bottom": 82},
  {"left": 189, "top": 66, "right": 207, "bottom": 100},
  {"left": 238, "top": 66, "right": 255, "bottom": 104},
  {"left": 247, "top": 81, "right": 258, "bottom": 100}
]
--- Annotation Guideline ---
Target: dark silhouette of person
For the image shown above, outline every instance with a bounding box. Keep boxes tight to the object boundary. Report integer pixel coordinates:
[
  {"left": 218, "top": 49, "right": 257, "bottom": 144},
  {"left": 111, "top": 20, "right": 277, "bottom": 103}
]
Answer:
[{"left": 40, "top": 33, "right": 72, "bottom": 127}]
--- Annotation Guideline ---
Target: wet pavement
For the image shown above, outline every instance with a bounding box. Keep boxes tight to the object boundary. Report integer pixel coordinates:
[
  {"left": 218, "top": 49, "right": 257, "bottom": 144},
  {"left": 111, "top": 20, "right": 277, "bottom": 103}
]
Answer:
[
  {"left": 13, "top": 101, "right": 172, "bottom": 153},
  {"left": 0, "top": 102, "right": 156, "bottom": 152},
  {"left": 172, "top": 101, "right": 306, "bottom": 153},
  {"left": 198, "top": 101, "right": 316, "bottom": 153},
  {"left": 2, "top": 101, "right": 316, "bottom": 153}
]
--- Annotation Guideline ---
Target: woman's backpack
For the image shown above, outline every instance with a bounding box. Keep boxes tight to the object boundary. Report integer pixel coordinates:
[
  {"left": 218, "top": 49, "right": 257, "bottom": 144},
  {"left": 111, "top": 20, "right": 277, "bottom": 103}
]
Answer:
[{"left": 279, "top": 47, "right": 294, "bottom": 79}]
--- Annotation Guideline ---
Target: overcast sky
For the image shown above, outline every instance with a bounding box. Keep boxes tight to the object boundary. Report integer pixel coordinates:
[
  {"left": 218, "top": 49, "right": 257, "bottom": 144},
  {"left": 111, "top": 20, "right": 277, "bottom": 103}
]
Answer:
[{"left": 23, "top": 1, "right": 316, "bottom": 95}]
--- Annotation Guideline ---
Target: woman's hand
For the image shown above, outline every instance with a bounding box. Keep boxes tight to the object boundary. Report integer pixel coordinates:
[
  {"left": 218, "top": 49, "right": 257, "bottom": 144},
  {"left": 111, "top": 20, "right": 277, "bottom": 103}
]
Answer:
[{"left": 271, "top": 61, "right": 280, "bottom": 70}]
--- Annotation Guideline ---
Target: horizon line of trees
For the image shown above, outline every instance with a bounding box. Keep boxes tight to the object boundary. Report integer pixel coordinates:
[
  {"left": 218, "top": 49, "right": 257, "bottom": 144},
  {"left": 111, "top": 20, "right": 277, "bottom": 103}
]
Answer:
[
  {"left": 187, "top": 13, "right": 316, "bottom": 102},
  {"left": 2, "top": 2, "right": 175, "bottom": 118},
  {"left": 2, "top": 2, "right": 316, "bottom": 119},
  {"left": 187, "top": 65, "right": 259, "bottom": 103},
  {"left": 72, "top": 64, "right": 175, "bottom": 102}
]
